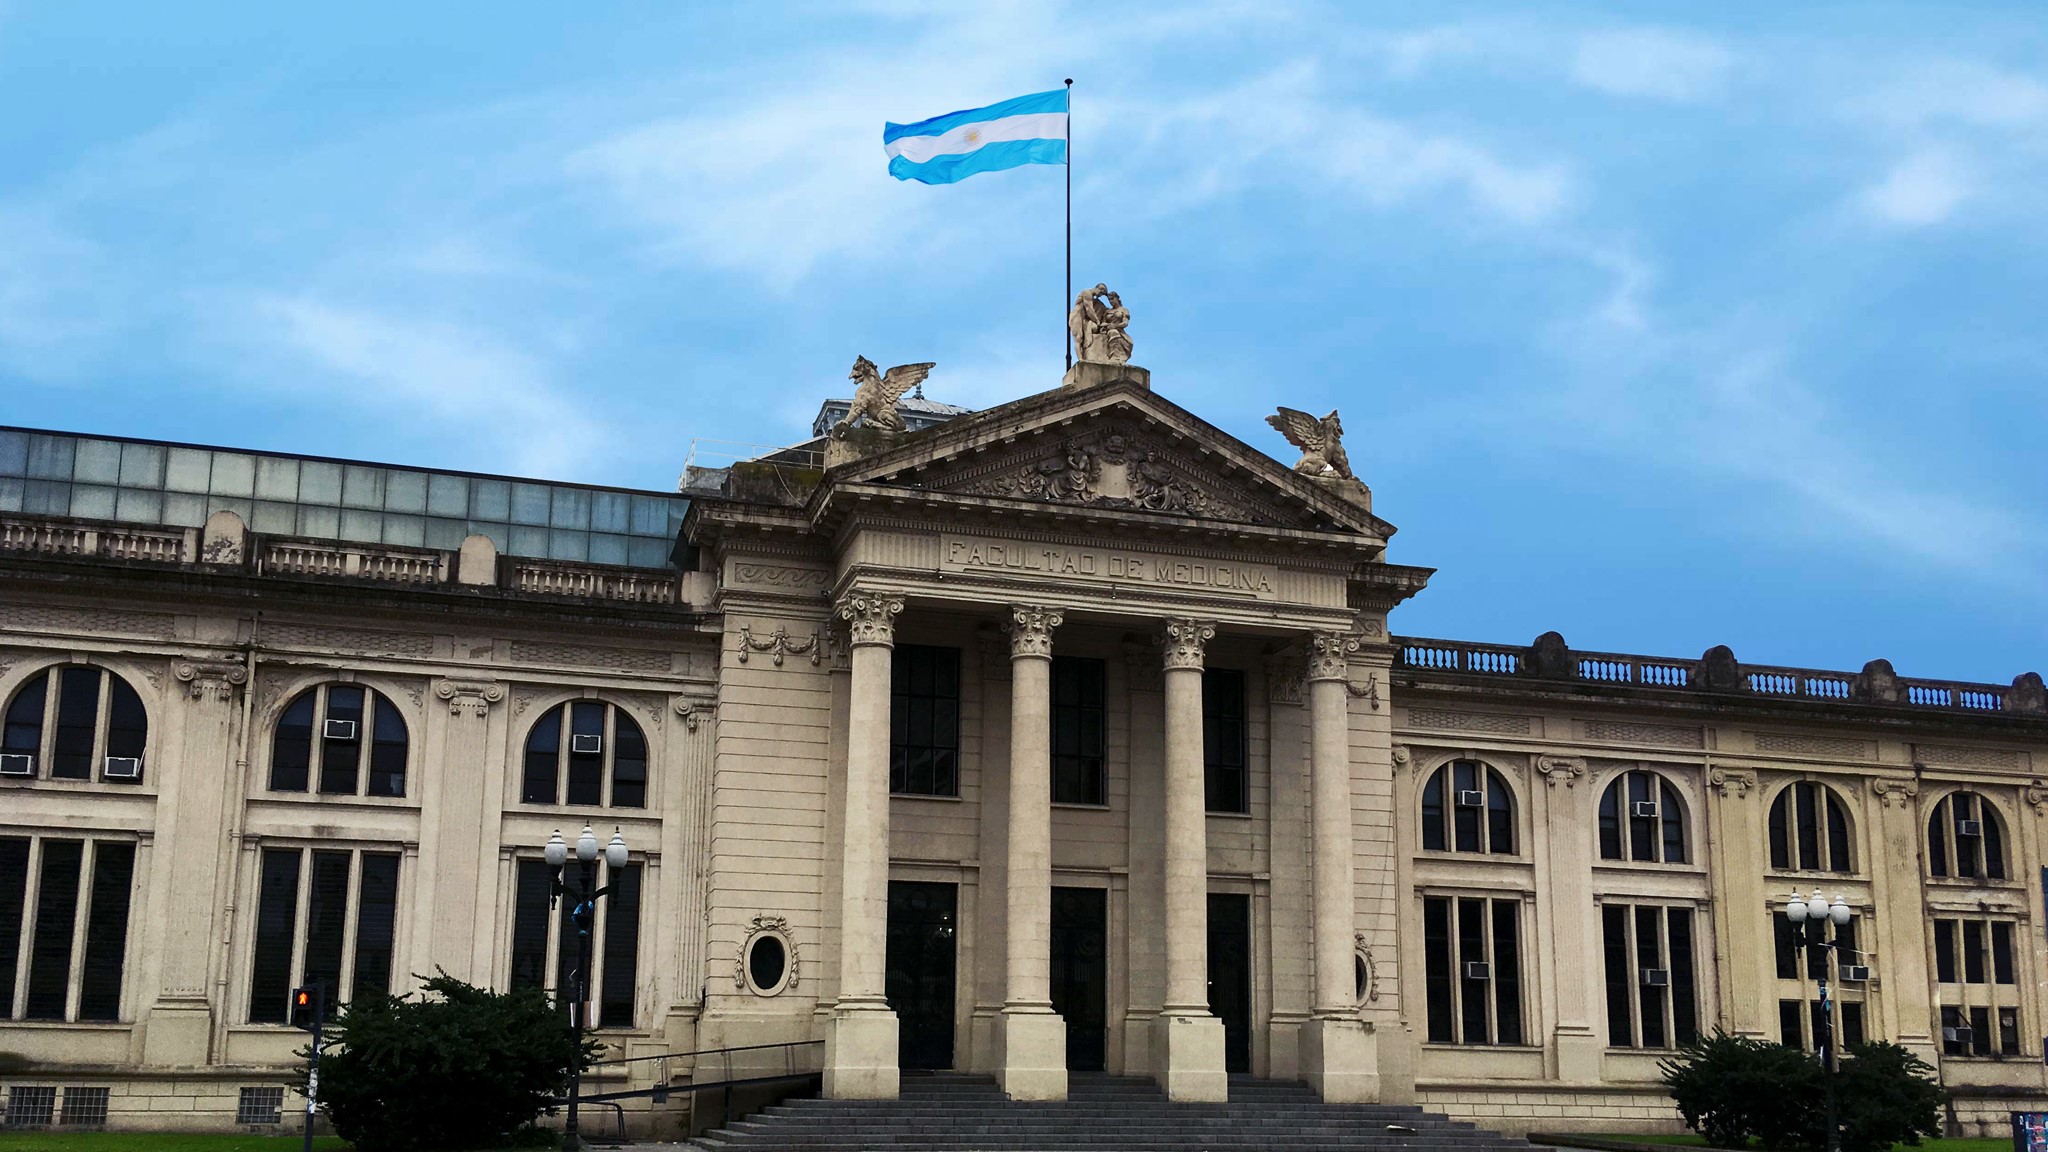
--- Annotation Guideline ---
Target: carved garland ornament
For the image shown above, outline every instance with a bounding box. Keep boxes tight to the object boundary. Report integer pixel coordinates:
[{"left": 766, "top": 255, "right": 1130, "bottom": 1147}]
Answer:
[
  {"left": 1345, "top": 672, "right": 1383, "bottom": 711},
  {"left": 1006, "top": 605, "right": 1065, "bottom": 659},
  {"left": 736, "top": 624, "right": 821, "bottom": 667},
  {"left": 1160, "top": 618, "right": 1216, "bottom": 671},
  {"left": 838, "top": 592, "right": 904, "bottom": 647},
  {"left": 434, "top": 678, "right": 505, "bottom": 718}
]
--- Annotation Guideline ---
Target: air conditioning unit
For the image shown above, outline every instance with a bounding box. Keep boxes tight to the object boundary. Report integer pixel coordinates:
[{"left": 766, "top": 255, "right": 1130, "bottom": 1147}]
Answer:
[
  {"left": 1943, "top": 1025, "right": 1973, "bottom": 1044},
  {"left": 1632, "top": 800, "right": 1659, "bottom": 818},
  {"left": 1840, "top": 964, "right": 1872, "bottom": 982},
  {"left": 1640, "top": 968, "right": 1670, "bottom": 987},
  {"left": 102, "top": 757, "right": 143, "bottom": 781},
  {"left": 1463, "top": 961, "right": 1491, "bottom": 981},
  {"left": 0, "top": 753, "right": 34, "bottom": 777},
  {"left": 323, "top": 719, "right": 358, "bottom": 740},
  {"left": 1455, "top": 789, "right": 1484, "bottom": 807},
  {"left": 571, "top": 734, "right": 603, "bottom": 754},
  {"left": 1957, "top": 819, "right": 1983, "bottom": 838}
]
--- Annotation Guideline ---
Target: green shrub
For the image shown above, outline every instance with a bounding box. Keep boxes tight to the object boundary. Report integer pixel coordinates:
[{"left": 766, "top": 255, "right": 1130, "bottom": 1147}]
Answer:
[
  {"left": 295, "top": 972, "right": 596, "bottom": 1152},
  {"left": 1660, "top": 1031, "right": 1944, "bottom": 1152}
]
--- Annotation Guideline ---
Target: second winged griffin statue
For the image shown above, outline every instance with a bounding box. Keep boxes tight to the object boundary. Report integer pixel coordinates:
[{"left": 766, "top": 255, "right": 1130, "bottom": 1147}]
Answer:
[
  {"left": 1265, "top": 407, "right": 1354, "bottom": 480},
  {"left": 832, "top": 356, "right": 937, "bottom": 436}
]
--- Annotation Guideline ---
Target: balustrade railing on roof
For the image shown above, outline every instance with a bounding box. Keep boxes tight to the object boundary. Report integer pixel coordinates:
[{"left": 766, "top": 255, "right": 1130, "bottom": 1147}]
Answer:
[
  {"left": 260, "top": 540, "right": 447, "bottom": 584},
  {"left": 507, "top": 559, "right": 678, "bottom": 604},
  {"left": 1575, "top": 651, "right": 1693, "bottom": 687},
  {"left": 1399, "top": 640, "right": 1522, "bottom": 675},
  {"left": 1, "top": 515, "right": 192, "bottom": 563}
]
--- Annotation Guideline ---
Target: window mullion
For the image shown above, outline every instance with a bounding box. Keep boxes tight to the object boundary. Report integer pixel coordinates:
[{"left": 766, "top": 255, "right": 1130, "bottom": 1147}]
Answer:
[
  {"left": 338, "top": 850, "right": 363, "bottom": 1001},
  {"left": 14, "top": 837, "right": 43, "bottom": 1019},
  {"left": 590, "top": 877, "right": 608, "bottom": 1021},
  {"left": 1480, "top": 898, "right": 1497, "bottom": 1044},
  {"left": 1659, "top": 909, "right": 1675, "bottom": 1048},
  {"left": 1625, "top": 907, "right": 1642, "bottom": 1047},
  {"left": 39, "top": 677, "right": 58, "bottom": 776},
  {"left": 602, "top": 706, "right": 616, "bottom": 808},
  {"left": 62, "top": 839, "right": 95, "bottom": 1021},
  {"left": 290, "top": 849, "right": 312, "bottom": 990},
  {"left": 91, "top": 670, "right": 112, "bottom": 782},
  {"left": 557, "top": 710, "right": 572, "bottom": 802},
  {"left": 311, "top": 688, "right": 328, "bottom": 791}
]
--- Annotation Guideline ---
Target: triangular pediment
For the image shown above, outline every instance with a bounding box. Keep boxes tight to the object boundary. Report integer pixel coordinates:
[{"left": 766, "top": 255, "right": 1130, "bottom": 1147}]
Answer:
[{"left": 822, "top": 379, "right": 1394, "bottom": 540}]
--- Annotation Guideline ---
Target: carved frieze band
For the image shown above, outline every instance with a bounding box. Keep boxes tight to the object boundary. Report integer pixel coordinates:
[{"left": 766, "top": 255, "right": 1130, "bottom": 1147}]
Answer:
[
  {"left": 1160, "top": 618, "right": 1216, "bottom": 671},
  {"left": 435, "top": 678, "right": 506, "bottom": 718},
  {"left": 731, "top": 563, "right": 830, "bottom": 591},
  {"left": 1536, "top": 756, "right": 1587, "bottom": 788},
  {"left": 1006, "top": 605, "right": 1065, "bottom": 660},
  {"left": 174, "top": 660, "right": 247, "bottom": 702},
  {"left": 838, "top": 592, "right": 904, "bottom": 648}
]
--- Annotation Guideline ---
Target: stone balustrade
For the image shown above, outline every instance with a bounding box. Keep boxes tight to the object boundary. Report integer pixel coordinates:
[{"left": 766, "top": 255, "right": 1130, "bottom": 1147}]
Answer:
[
  {"left": 259, "top": 540, "right": 448, "bottom": 584},
  {"left": 1, "top": 516, "right": 193, "bottom": 563},
  {"left": 1396, "top": 633, "right": 2045, "bottom": 715},
  {"left": 505, "top": 559, "right": 679, "bottom": 604}
]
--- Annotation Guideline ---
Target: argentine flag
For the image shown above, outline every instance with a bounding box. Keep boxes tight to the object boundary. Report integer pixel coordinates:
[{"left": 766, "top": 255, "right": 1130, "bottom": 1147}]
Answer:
[{"left": 884, "top": 89, "right": 1068, "bottom": 185}]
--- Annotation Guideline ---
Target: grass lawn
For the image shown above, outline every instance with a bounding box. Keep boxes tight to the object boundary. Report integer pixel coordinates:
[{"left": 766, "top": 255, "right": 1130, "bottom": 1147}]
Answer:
[
  {"left": 1563, "top": 1137, "right": 2008, "bottom": 1152},
  {"left": 0, "top": 1137, "right": 350, "bottom": 1152}
]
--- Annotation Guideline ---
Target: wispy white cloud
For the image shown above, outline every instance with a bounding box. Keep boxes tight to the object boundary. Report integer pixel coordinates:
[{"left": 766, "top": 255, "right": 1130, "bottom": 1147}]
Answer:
[
  {"left": 0, "top": 207, "right": 119, "bottom": 381},
  {"left": 1859, "top": 149, "right": 1972, "bottom": 226},
  {"left": 1569, "top": 28, "right": 1732, "bottom": 103}
]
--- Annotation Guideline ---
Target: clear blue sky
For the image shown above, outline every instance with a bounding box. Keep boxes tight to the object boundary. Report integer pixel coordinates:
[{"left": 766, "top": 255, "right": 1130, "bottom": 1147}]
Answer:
[{"left": 3, "top": 3, "right": 2043, "bottom": 683}]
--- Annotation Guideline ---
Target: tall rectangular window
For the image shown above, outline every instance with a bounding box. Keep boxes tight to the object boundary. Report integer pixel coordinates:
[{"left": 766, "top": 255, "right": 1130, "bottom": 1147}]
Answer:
[
  {"left": 0, "top": 839, "right": 26, "bottom": 1013},
  {"left": 1422, "top": 894, "right": 1523, "bottom": 1045},
  {"left": 245, "top": 846, "right": 402, "bottom": 1023},
  {"left": 1051, "top": 656, "right": 1106, "bottom": 806},
  {"left": 891, "top": 645, "right": 960, "bottom": 797},
  {"left": 0, "top": 838, "right": 136, "bottom": 1023},
  {"left": 1932, "top": 915, "right": 2025, "bottom": 1058},
  {"left": 507, "top": 858, "right": 642, "bottom": 1028},
  {"left": 24, "top": 840, "right": 82, "bottom": 1019},
  {"left": 78, "top": 841, "right": 135, "bottom": 1021},
  {"left": 1202, "top": 668, "right": 1247, "bottom": 814},
  {"left": 1602, "top": 903, "right": 1699, "bottom": 1048}
]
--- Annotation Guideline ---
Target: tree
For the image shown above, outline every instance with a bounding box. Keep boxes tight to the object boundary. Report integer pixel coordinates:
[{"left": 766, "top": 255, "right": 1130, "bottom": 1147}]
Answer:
[
  {"left": 296, "top": 973, "right": 596, "bottom": 1152},
  {"left": 1835, "top": 1042, "right": 1943, "bottom": 1152},
  {"left": 1660, "top": 1032, "right": 1945, "bottom": 1152}
]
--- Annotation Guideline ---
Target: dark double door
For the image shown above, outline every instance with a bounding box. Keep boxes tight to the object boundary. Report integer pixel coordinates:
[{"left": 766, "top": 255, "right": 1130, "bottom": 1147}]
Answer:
[
  {"left": 1050, "top": 886, "right": 1108, "bottom": 1072},
  {"left": 1208, "top": 893, "right": 1253, "bottom": 1074}
]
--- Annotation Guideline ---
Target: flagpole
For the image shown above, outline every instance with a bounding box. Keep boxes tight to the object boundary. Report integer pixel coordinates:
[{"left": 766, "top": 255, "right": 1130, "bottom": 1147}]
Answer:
[{"left": 1064, "top": 78, "right": 1073, "bottom": 372}]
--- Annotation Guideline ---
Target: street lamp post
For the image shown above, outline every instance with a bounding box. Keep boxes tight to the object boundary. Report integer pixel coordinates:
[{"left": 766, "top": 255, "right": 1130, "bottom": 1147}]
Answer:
[
  {"left": 547, "top": 824, "right": 629, "bottom": 1152},
  {"left": 1784, "top": 889, "right": 1854, "bottom": 1152}
]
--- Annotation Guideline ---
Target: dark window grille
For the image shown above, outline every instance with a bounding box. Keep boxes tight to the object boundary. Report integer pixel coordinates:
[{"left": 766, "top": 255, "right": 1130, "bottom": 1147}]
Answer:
[
  {"left": 24, "top": 840, "right": 83, "bottom": 1019},
  {"left": 1051, "top": 656, "right": 1106, "bottom": 806},
  {"left": 236, "top": 1086, "right": 284, "bottom": 1126},
  {"left": 78, "top": 842, "right": 134, "bottom": 1021},
  {"left": 3, "top": 1085, "right": 55, "bottom": 1128},
  {"left": 1202, "top": 669, "right": 1248, "bottom": 813},
  {"left": 60, "top": 1087, "right": 108, "bottom": 1126},
  {"left": 891, "top": 645, "right": 961, "bottom": 797}
]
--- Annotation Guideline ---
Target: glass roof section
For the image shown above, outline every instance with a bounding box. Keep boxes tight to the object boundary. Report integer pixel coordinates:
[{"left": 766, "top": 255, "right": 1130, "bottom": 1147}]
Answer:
[{"left": 0, "top": 427, "right": 689, "bottom": 569}]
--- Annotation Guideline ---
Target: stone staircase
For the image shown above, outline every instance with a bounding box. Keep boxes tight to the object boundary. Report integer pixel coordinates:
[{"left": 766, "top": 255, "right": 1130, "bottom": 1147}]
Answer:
[{"left": 690, "top": 1071, "right": 1531, "bottom": 1152}]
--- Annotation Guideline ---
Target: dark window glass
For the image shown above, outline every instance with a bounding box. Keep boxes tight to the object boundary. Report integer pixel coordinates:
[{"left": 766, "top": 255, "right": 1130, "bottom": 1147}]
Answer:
[
  {"left": 1928, "top": 806, "right": 1949, "bottom": 877},
  {"left": 522, "top": 710, "right": 562, "bottom": 804},
  {"left": 1993, "top": 922, "right": 2015, "bottom": 985},
  {"left": 105, "top": 679, "right": 146, "bottom": 772},
  {"left": 1941, "top": 1006, "right": 1966, "bottom": 1055},
  {"left": 1597, "top": 781, "right": 1621, "bottom": 860},
  {"left": 1774, "top": 915, "right": 1800, "bottom": 979},
  {"left": 1492, "top": 899, "right": 1522, "bottom": 1045},
  {"left": 509, "top": 860, "right": 553, "bottom": 991},
  {"left": 750, "top": 935, "right": 787, "bottom": 991},
  {"left": 1970, "top": 1005, "right": 1992, "bottom": 1056},
  {"left": 3, "top": 672, "right": 46, "bottom": 765},
  {"left": 352, "top": 854, "right": 399, "bottom": 1003},
  {"left": 0, "top": 838, "right": 27, "bottom": 1016},
  {"left": 566, "top": 702, "right": 605, "bottom": 806},
  {"left": 249, "top": 849, "right": 302, "bottom": 1023},
  {"left": 271, "top": 694, "right": 315, "bottom": 791},
  {"left": 1825, "top": 793, "right": 1851, "bottom": 873},
  {"left": 1486, "top": 770, "right": 1515, "bottom": 855},
  {"left": 1451, "top": 761, "right": 1482, "bottom": 852},
  {"left": 367, "top": 697, "right": 407, "bottom": 798},
  {"left": 1768, "top": 790, "right": 1791, "bottom": 871},
  {"left": 2000, "top": 1007, "right": 2021, "bottom": 1055},
  {"left": 1603, "top": 905, "right": 1632, "bottom": 1045},
  {"left": 1628, "top": 773, "right": 1656, "bottom": 862},
  {"left": 1201, "top": 668, "right": 1247, "bottom": 814},
  {"left": 555, "top": 878, "right": 582, "bottom": 1010},
  {"left": 1985, "top": 807, "right": 2007, "bottom": 880},
  {"left": 319, "top": 686, "right": 364, "bottom": 794},
  {"left": 1841, "top": 1001, "right": 1865, "bottom": 1047},
  {"left": 1661, "top": 783, "right": 1686, "bottom": 863},
  {"left": 1836, "top": 918, "right": 1859, "bottom": 974},
  {"left": 599, "top": 863, "right": 641, "bottom": 1028},
  {"left": 892, "top": 646, "right": 961, "bottom": 797},
  {"left": 1955, "top": 793, "right": 1980, "bottom": 879},
  {"left": 1423, "top": 896, "right": 1453, "bottom": 1043},
  {"left": 78, "top": 842, "right": 134, "bottom": 1021},
  {"left": 302, "top": 851, "right": 352, "bottom": 994},
  {"left": 1422, "top": 770, "right": 1446, "bottom": 852},
  {"left": 1794, "top": 783, "right": 1820, "bottom": 871},
  {"left": 1457, "top": 898, "right": 1488, "bottom": 1044},
  {"left": 1934, "top": 920, "right": 1957, "bottom": 983},
  {"left": 1963, "top": 920, "right": 1987, "bottom": 984},
  {"left": 1670, "top": 908, "right": 1698, "bottom": 1045},
  {"left": 24, "top": 839, "right": 83, "bottom": 1018},
  {"left": 612, "top": 716, "right": 647, "bottom": 809},
  {"left": 1635, "top": 905, "right": 1666, "bottom": 1048},
  {"left": 1051, "top": 656, "right": 1106, "bottom": 806},
  {"left": 1779, "top": 999, "right": 1803, "bottom": 1048},
  {"left": 51, "top": 668, "right": 100, "bottom": 779}
]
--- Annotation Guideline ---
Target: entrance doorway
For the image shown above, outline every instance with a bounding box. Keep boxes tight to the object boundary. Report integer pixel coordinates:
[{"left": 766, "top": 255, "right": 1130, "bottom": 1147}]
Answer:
[
  {"left": 1050, "top": 886, "right": 1108, "bottom": 1071},
  {"left": 1207, "top": 893, "right": 1252, "bottom": 1074},
  {"left": 886, "top": 880, "right": 957, "bottom": 1070}
]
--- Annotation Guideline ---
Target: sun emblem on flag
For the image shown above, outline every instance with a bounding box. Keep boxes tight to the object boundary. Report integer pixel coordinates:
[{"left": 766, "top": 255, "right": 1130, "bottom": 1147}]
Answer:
[{"left": 964, "top": 128, "right": 982, "bottom": 145}]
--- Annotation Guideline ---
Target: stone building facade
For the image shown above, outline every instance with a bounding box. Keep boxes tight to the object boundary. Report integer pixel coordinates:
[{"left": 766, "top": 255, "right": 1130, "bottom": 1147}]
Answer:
[{"left": 0, "top": 369, "right": 2043, "bottom": 1136}]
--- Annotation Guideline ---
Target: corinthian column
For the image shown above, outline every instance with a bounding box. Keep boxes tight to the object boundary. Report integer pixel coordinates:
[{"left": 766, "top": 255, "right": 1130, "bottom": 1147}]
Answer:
[
  {"left": 1299, "top": 631, "right": 1378, "bottom": 1102},
  {"left": 1152, "top": 618, "right": 1228, "bottom": 1101},
  {"left": 999, "top": 605, "right": 1067, "bottom": 1100},
  {"left": 824, "top": 590, "right": 903, "bottom": 1100}
]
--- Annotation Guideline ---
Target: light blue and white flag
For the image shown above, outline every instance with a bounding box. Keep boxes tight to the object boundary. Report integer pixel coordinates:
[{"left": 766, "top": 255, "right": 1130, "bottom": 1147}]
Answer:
[{"left": 883, "top": 88, "right": 1068, "bottom": 185}]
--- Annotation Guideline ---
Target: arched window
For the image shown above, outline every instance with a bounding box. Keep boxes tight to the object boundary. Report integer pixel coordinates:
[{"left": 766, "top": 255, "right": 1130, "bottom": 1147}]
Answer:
[
  {"left": 1928, "top": 791, "right": 2007, "bottom": 881},
  {"left": 1420, "top": 760, "right": 1515, "bottom": 854},
  {"left": 1767, "top": 782, "right": 1853, "bottom": 873},
  {"left": 0, "top": 666, "right": 148, "bottom": 784},
  {"left": 520, "top": 701, "right": 647, "bottom": 808},
  {"left": 269, "top": 684, "right": 408, "bottom": 797},
  {"left": 1599, "top": 771, "right": 1688, "bottom": 863}
]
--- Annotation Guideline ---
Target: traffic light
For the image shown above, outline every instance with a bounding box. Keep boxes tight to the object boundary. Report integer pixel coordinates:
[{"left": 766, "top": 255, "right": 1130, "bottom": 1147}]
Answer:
[{"left": 290, "top": 985, "right": 323, "bottom": 1032}]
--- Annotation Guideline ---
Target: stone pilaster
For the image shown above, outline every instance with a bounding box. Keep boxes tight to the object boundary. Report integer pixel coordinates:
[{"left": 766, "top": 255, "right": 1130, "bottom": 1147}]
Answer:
[
  {"left": 419, "top": 679, "right": 505, "bottom": 984},
  {"left": 1704, "top": 768, "right": 1772, "bottom": 1039},
  {"left": 1152, "top": 618, "right": 1228, "bottom": 1102},
  {"left": 823, "top": 590, "right": 903, "bottom": 1100},
  {"left": 999, "top": 605, "right": 1067, "bottom": 1100},
  {"left": 1534, "top": 755, "right": 1600, "bottom": 1083},
  {"left": 1300, "top": 631, "right": 1378, "bottom": 1101},
  {"left": 1868, "top": 776, "right": 1937, "bottom": 1061},
  {"left": 141, "top": 658, "right": 248, "bottom": 1066}
]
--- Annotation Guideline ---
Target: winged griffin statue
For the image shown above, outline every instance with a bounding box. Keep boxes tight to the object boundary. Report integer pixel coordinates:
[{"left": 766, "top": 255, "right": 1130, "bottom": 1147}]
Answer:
[
  {"left": 1265, "top": 407, "right": 1355, "bottom": 480},
  {"left": 832, "top": 356, "right": 936, "bottom": 436}
]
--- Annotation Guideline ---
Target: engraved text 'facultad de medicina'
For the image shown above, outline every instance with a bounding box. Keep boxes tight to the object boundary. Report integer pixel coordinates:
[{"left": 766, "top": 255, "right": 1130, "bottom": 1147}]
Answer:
[{"left": 941, "top": 536, "right": 1276, "bottom": 599}]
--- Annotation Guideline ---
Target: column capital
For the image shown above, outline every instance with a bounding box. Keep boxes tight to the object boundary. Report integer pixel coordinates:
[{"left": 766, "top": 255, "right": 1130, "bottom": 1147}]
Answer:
[
  {"left": 173, "top": 659, "right": 248, "bottom": 703},
  {"left": 1159, "top": 618, "right": 1216, "bottom": 671},
  {"left": 1005, "top": 604, "right": 1065, "bottom": 660},
  {"left": 837, "top": 590, "right": 905, "bottom": 648},
  {"left": 434, "top": 678, "right": 506, "bottom": 718},
  {"left": 1306, "top": 631, "right": 1361, "bottom": 682}
]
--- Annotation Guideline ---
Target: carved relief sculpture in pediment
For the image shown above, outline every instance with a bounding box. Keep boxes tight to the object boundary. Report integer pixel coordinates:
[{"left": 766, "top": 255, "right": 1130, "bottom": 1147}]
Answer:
[{"left": 939, "top": 423, "right": 1300, "bottom": 527}]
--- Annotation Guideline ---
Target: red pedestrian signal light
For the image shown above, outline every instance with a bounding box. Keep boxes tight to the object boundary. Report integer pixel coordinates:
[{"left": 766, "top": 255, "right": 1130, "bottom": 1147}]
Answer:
[{"left": 290, "top": 985, "right": 323, "bottom": 1032}]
